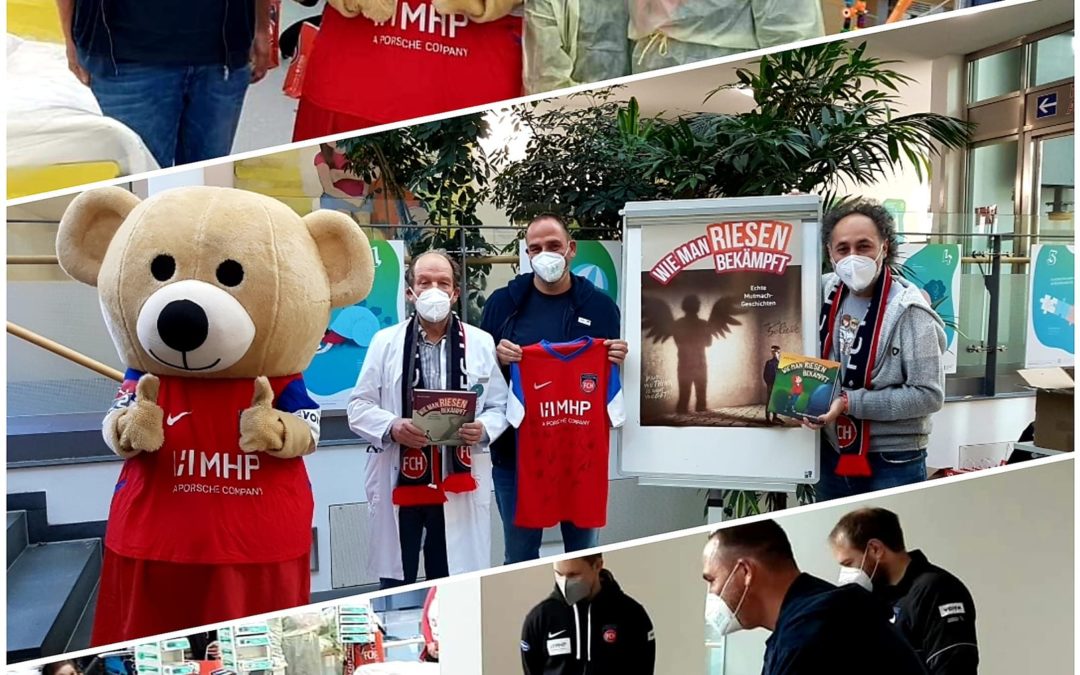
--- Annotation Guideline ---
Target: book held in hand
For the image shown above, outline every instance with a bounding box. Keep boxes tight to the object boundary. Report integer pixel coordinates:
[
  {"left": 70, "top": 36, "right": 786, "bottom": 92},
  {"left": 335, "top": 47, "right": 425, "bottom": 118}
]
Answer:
[
  {"left": 412, "top": 389, "right": 478, "bottom": 446},
  {"left": 767, "top": 353, "right": 842, "bottom": 422}
]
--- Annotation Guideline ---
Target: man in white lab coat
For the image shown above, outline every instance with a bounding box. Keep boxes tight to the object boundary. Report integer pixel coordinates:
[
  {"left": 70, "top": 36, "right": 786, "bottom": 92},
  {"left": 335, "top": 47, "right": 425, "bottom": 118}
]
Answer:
[{"left": 348, "top": 251, "right": 508, "bottom": 589}]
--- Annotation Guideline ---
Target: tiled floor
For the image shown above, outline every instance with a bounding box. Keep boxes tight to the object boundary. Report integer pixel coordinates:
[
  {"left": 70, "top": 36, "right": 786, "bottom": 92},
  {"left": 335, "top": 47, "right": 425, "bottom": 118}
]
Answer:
[{"left": 232, "top": 0, "right": 317, "bottom": 154}]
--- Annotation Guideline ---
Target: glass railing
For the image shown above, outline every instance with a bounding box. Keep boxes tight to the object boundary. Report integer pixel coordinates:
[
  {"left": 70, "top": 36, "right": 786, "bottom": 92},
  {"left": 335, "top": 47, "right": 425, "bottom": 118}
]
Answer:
[{"left": 6, "top": 213, "right": 1074, "bottom": 426}]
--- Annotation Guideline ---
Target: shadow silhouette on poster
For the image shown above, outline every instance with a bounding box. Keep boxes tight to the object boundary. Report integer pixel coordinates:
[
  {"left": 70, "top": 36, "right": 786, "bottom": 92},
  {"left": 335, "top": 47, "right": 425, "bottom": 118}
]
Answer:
[{"left": 642, "top": 294, "right": 745, "bottom": 414}]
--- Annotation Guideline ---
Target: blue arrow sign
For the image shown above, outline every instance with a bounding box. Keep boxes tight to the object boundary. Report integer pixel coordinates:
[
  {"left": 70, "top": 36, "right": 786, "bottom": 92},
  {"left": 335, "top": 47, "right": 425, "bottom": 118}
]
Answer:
[{"left": 1036, "top": 92, "right": 1059, "bottom": 119}]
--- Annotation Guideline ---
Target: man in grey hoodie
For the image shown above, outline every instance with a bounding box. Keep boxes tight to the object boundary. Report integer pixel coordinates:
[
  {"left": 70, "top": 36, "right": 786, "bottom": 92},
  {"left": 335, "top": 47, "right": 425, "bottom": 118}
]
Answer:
[{"left": 806, "top": 202, "right": 945, "bottom": 501}]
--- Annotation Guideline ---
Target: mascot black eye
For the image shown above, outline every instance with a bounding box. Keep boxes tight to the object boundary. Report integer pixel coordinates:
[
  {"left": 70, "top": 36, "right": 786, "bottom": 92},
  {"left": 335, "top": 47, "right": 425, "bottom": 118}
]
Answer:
[
  {"left": 216, "top": 260, "right": 244, "bottom": 287},
  {"left": 151, "top": 254, "right": 175, "bottom": 281}
]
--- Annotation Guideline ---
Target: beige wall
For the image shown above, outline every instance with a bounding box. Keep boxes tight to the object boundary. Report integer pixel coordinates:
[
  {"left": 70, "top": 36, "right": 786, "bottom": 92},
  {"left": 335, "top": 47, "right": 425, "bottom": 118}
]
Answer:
[
  {"left": 475, "top": 461, "right": 1072, "bottom": 675},
  {"left": 480, "top": 534, "right": 709, "bottom": 675},
  {"left": 725, "top": 461, "right": 1074, "bottom": 674}
]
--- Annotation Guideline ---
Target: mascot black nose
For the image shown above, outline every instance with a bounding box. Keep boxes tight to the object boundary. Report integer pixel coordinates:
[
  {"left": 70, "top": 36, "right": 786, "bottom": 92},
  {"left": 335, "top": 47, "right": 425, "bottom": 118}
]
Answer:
[{"left": 157, "top": 300, "right": 209, "bottom": 353}]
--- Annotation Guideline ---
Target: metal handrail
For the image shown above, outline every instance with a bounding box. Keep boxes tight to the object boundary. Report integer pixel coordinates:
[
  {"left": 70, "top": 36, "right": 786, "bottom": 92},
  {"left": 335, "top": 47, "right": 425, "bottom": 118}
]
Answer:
[{"left": 7, "top": 321, "right": 123, "bottom": 382}]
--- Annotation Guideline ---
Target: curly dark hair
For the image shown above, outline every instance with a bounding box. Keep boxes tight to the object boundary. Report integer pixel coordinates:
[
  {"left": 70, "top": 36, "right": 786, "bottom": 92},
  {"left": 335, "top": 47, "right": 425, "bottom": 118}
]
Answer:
[{"left": 821, "top": 201, "right": 899, "bottom": 267}]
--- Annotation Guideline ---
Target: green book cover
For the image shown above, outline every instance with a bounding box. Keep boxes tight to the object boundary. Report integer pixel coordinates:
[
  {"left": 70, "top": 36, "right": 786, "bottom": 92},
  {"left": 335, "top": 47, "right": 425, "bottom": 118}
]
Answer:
[
  {"left": 767, "top": 353, "right": 841, "bottom": 421},
  {"left": 412, "top": 389, "right": 477, "bottom": 446}
]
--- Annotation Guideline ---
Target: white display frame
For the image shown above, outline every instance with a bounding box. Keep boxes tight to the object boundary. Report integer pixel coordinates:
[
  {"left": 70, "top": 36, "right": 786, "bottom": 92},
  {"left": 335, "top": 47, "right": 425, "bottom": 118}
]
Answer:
[{"left": 619, "top": 196, "right": 823, "bottom": 492}]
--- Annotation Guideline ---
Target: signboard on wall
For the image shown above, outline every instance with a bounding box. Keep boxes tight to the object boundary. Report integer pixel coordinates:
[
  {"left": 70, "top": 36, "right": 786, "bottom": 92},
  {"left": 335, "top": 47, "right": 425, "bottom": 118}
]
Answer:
[
  {"left": 518, "top": 240, "right": 623, "bottom": 306},
  {"left": 1025, "top": 244, "right": 1075, "bottom": 368},
  {"left": 620, "top": 196, "right": 822, "bottom": 489},
  {"left": 304, "top": 240, "right": 407, "bottom": 410},
  {"left": 896, "top": 243, "right": 962, "bottom": 374}
]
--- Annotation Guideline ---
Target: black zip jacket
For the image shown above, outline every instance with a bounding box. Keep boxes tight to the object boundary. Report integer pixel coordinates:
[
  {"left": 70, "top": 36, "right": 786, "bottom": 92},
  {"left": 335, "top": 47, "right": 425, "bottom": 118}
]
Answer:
[
  {"left": 74, "top": 0, "right": 257, "bottom": 71},
  {"left": 878, "top": 550, "right": 979, "bottom": 675},
  {"left": 521, "top": 570, "right": 655, "bottom": 675},
  {"left": 763, "top": 573, "right": 928, "bottom": 675},
  {"left": 480, "top": 272, "right": 621, "bottom": 469}
]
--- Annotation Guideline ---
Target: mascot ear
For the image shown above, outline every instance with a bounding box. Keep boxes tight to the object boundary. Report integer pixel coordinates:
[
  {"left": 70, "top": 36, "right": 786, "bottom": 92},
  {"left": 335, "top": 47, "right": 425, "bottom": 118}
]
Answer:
[
  {"left": 56, "top": 187, "right": 142, "bottom": 287},
  {"left": 303, "top": 209, "right": 375, "bottom": 307}
]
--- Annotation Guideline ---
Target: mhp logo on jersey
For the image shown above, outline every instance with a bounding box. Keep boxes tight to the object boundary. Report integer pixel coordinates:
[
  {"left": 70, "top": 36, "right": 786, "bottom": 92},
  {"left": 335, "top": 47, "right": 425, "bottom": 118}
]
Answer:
[
  {"left": 401, "top": 448, "right": 429, "bottom": 480},
  {"left": 602, "top": 626, "right": 618, "bottom": 644},
  {"left": 580, "top": 374, "right": 598, "bottom": 394}
]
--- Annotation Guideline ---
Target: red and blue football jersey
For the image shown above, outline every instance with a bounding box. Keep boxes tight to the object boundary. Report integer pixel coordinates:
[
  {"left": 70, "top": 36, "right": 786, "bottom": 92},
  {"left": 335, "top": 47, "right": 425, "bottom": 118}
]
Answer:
[
  {"left": 507, "top": 338, "right": 624, "bottom": 529},
  {"left": 104, "top": 369, "right": 320, "bottom": 565}
]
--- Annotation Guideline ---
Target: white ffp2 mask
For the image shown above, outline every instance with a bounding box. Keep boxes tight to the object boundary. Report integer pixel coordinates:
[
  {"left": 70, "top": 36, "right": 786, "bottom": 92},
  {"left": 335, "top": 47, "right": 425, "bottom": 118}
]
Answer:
[
  {"left": 706, "top": 564, "right": 749, "bottom": 637},
  {"left": 531, "top": 251, "right": 567, "bottom": 284},
  {"left": 413, "top": 288, "right": 452, "bottom": 323},
  {"left": 837, "top": 550, "right": 879, "bottom": 591},
  {"left": 834, "top": 248, "right": 883, "bottom": 292}
]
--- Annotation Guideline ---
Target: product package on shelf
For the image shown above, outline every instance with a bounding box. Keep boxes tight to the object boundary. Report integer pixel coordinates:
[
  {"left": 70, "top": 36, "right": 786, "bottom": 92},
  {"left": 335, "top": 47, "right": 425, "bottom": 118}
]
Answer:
[
  {"left": 221, "top": 621, "right": 274, "bottom": 675},
  {"left": 339, "top": 603, "right": 385, "bottom": 672},
  {"left": 135, "top": 638, "right": 193, "bottom": 675}
]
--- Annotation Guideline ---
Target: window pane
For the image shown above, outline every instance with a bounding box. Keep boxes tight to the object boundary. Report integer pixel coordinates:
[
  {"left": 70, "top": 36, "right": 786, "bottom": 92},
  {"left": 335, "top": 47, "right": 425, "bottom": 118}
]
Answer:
[
  {"left": 970, "top": 47, "right": 1023, "bottom": 103},
  {"left": 1036, "top": 135, "right": 1075, "bottom": 239},
  {"left": 1031, "top": 31, "right": 1075, "bottom": 87}
]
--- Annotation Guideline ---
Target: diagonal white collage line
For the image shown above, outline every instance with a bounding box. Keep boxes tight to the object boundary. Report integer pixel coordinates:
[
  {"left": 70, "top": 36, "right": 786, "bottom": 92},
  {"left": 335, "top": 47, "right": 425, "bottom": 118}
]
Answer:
[
  {"left": 8, "top": 452, "right": 1072, "bottom": 671},
  {"left": 2, "top": 0, "right": 1044, "bottom": 207}
]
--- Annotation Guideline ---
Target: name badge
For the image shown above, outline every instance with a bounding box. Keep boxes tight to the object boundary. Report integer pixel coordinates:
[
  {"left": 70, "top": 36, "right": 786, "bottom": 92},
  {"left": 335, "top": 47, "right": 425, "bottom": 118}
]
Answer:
[
  {"left": 577, "top": 317, "right": 592, "bottom": 326},
  {"left": 546, "top": 637, "right": 572, "bottom": 656}
]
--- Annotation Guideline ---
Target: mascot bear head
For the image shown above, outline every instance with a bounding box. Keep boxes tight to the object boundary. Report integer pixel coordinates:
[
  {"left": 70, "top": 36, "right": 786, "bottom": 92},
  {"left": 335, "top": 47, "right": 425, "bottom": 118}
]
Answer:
[{"left": 56, "top": 185, "right": 374, "bottom": 380}]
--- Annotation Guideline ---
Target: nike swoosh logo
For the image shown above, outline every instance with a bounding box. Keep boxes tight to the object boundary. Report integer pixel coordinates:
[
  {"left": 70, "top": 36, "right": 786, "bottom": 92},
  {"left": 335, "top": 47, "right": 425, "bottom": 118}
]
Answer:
[
  {"left": 534, "top": 381, "right": 553, "bottom": 390},
  {"left": 166, "top": 411, "right": 192, "bottom": 426},
  {"left": 547, "top": 631, "right": 566, "bottom": 638}
]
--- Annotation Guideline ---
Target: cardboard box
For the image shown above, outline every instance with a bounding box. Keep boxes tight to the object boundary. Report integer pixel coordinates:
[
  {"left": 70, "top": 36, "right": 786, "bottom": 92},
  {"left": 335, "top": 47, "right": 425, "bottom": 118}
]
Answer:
[{"left": 1018, "top": 368, "right": 1075, "bottom": 453}]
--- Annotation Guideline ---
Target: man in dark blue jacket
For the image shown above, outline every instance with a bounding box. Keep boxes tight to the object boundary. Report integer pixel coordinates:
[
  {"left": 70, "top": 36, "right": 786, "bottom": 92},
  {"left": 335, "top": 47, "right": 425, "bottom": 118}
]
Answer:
[
  {"left": 57, "top": 0, "right": 271, "bottom": 169},
  {"left": 480, "top": 214, "right": 627, "bottom": 564},
  {"left": 703, "top": 520, "right": 927, "bottom": 675}
]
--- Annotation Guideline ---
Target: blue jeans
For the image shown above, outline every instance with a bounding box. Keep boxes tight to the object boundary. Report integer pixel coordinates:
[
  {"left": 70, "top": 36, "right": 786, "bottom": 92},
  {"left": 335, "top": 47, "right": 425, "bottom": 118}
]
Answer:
[
  {"left": 492, "top": 464, "right": 599, "bottom": 564},
  {"left": 815, "top": 448, "right": 928, "bottom": 503},
  {"left": 79, "top": 52, "right": 250, "bottom": 168}
]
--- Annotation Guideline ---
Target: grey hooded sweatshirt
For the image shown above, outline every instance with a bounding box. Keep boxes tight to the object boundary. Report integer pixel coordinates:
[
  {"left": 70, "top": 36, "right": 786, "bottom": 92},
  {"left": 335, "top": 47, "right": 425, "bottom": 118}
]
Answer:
[{"left": 822, "top": 272, "right": 946, "bottom": 454}]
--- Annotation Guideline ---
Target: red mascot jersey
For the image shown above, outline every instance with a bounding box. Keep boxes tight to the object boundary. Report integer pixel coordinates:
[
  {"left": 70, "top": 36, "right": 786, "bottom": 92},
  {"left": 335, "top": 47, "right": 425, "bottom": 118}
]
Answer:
[
  {"left": 507, "top": 338, "right": 625, "bottom": 529},
  {"left": 105, "top": 369, "right": 319, "bottom": 565},
  {"left": 302, "top": 1, "right": 523, "bottom": 126}
]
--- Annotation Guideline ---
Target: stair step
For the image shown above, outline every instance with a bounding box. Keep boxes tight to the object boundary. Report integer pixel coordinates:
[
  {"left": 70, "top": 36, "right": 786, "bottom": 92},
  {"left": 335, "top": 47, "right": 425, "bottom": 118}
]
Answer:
[
  {"left": 7, "top": 511, "right": 29, "bottom": 569},
  {"left": 7, "top": 539, "right": 102, "bottom": 664},
  {"left": 67, "top": 581, "right": 99, "bottom": 654}
]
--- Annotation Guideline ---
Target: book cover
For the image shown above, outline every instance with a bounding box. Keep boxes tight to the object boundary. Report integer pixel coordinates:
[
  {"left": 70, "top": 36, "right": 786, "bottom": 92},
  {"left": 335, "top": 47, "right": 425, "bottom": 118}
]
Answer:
[
  {"left": 640, "top": 218, "right": 804, "bottom": 428},
  {"left": 767, "top": 353, "right": 842, "bottom": 421},
  {"left": 412, "top": 389, "right": 478, "bottom": 446}
]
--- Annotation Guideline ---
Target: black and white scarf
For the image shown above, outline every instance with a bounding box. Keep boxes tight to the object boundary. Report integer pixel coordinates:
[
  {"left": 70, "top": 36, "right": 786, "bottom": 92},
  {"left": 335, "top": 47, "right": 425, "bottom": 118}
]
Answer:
[
  {"left": 818, "top": 267, "right": 893, "bottom": 477},
  {"left": 393, "top": 314, "right": 476, "bottom": 506}
]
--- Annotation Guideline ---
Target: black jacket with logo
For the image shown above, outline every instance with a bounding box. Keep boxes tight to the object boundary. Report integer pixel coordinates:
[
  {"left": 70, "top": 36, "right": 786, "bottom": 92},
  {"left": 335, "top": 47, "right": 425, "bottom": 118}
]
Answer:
[
  {"left": 878, "top": 550, "right": 979, "bottom": 675},
  {"left": 520, "top": 570, "right": 655, "bottom": 675}
]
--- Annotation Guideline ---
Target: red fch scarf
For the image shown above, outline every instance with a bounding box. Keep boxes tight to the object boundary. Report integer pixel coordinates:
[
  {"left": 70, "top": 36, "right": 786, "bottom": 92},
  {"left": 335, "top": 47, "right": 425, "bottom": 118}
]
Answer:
[
  {"left": 393, "top": 315, "right": 477, "bottom": 506},
  {"left": 818, "top": 268, "right": 893, "bottom": 477}
]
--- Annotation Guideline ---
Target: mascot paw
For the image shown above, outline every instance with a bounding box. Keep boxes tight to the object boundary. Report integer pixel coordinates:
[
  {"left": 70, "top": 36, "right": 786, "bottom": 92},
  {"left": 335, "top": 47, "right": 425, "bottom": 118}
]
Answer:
[
  {"left": 326, "top": 0, "right": 363, "bottom": 18},
  {"left": 360, "top": 0, "right": 398, "bottom": 22},
  {"left": 117, "top": 375, "right": 165, "bottom": 453},
  {"left": 433, "top": 0, "right": 518, "bottom": 21},
  {"left": 239, "top": 377, "right": 286, "bottom": 453},
  {"left": 432, "top": 0, "right": 483, "bottom": 15}
]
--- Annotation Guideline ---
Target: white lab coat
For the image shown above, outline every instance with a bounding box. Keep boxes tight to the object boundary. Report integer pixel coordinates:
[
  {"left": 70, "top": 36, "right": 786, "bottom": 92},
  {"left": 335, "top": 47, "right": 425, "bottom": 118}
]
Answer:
[{"left": 346, "top": 319, "right": 509, "bottom": 582}]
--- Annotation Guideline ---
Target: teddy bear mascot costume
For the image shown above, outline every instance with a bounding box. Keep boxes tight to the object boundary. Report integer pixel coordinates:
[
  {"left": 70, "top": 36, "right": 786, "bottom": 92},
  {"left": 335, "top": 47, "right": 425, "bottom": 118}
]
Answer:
[{"left": 55, "top": 185, "right": 374, "bottom": 645}]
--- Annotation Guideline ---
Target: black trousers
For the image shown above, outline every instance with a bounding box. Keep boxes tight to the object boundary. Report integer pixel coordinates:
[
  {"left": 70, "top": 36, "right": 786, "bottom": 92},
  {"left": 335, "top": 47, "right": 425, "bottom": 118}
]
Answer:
[{"left": 379, "top": 504, "right": 449, "bottom": 590}]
